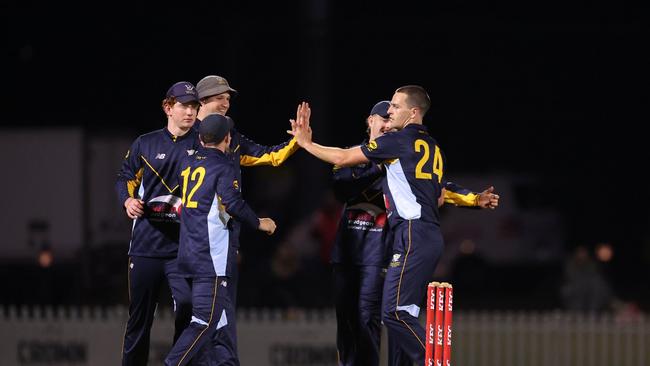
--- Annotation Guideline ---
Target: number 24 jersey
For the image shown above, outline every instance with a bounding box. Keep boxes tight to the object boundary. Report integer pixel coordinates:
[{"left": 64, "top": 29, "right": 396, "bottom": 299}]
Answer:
[{"left": 360, "top": 124, "right": 445, "bottom": 227}]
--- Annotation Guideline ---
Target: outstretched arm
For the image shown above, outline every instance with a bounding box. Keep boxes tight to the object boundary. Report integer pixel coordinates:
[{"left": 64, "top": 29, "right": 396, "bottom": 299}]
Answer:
[
  {"left": 443, "top": 181, "right": 500, "bottom": 209},
  {"left": 288, "top": 102, "right": 369, "bottom": 167}
]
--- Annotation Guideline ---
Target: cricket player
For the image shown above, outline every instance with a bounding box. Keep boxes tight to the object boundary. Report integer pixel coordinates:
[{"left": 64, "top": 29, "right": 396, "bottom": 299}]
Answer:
[
  {"left": 116, "top": 81, "right": 200, "bottom": 365},
  {"left": 331, "top": 100, "right": 499, "bottom": 366},
  {"left": 289, "top": 85, "right": 489, "bottom": 365},
  {"left": 165, "top": 113, "right": 276, "bottom": 366},
  {"left": 194, "top": 75, "right": 300, "bottom": 365}
]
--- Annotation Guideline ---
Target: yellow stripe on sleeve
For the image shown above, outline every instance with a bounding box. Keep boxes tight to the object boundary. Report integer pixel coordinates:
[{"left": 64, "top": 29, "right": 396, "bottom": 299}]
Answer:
[
  {"left": 444, "top": 190, "right": 478, "bottom": 207},
  {"left": 127, "top": 168, "right": 144, "bottom": 198},
  {"left": 239, "top": 138, "right": 299, "bottom": 167}
]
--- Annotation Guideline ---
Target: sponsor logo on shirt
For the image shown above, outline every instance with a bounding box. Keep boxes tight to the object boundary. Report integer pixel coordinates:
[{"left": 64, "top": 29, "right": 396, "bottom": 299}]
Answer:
[
  {"left": 146, "top": 195, "right": 182, "bottom": 222},
  {"left": 345, "top": 210, "right": 386, "bottom": 231},
  {"left": 155, "top": 153, "right": 166, "bottom": 160}
]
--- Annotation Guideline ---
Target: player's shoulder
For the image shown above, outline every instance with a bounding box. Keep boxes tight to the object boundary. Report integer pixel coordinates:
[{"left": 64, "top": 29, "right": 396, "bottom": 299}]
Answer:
[
  {"left": 370, "top": 130, "right": 397, "bottom": 144},
  {"left": 207, "top": 156, "right": 236, "bottom": 181},
  {"left": 185, "top": 127, "right": 199, "bottom": 138},
  {"left": 203, "top": 149, "right": 232, "bottom": 167},
  {"left": 229, "top": 127, "right": 242, "bottom": 140},
  {"left": 405, "top": 124, "right": 439, "bottom": 142},
  {"left": 372, "top": 130, "right": 402, "bottom": 147},
  {"left": 182, "top": 150, "right": 200, "bottom": 164},
  {"left": 137, "top": 128, "right": 166, "bottom": 142},
  {"left": 380, "top": 130, "right": 401, "bottom": 138}
]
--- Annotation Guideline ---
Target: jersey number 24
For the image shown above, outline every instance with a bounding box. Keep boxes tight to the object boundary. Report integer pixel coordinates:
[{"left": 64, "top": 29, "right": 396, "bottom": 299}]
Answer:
[{"left": 414, "top": 139, "right": 443, "bottom": 183}]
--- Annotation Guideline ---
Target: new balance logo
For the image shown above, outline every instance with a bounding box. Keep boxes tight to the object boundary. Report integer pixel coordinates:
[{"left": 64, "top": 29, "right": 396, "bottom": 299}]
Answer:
[{"left": 155, "top": 153, "right": 166, "bottom": 159}]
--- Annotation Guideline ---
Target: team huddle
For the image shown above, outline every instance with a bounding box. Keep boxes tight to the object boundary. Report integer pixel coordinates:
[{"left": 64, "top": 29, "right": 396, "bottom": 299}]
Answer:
[{"left": 116, "top": 76, "right": 499, "bottom": 366}]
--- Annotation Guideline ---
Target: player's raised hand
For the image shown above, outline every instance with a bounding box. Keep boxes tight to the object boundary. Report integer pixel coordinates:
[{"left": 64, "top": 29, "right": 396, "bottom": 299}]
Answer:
[
  {"left": 258, "top": 218, "right": 277, "bottom": 235},
  {"left": 287, "top": 101, "right": 313, "bottom": 147},
  {"left": 124, "top": 197, "right": 145, "bottom": 219},
  {"left": 476, "top": 186, "right": 500, "bottom": 209},
  {"left": 297, "top": 101, "right": 311, "bottom": 128}
]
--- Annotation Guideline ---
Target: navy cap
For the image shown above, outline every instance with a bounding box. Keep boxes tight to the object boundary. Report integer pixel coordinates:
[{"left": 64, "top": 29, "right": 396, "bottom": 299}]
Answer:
[
  {"left": 199, "top": 114, "right": 234, "bottom": 143},
  {"left": 166, "top": 81, "right": 199, "bottom": 103},
  {"left": 370, "top": 100, "right": 390, "bottom": 118}
]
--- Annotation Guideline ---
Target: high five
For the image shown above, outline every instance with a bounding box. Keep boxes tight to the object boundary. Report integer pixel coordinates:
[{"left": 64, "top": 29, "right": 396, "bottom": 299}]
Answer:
[{"left": 290, "top": 86, "right": 446, "bottom": 365}]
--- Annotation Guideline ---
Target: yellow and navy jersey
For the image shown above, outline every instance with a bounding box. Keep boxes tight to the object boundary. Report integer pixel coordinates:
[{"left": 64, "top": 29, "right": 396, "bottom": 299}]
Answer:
[
  {"left": 116, "top": 127, "right": 200, "bottom": 258},
  {"left": 229, "top": 126, "right": 298, "bottom": 187},
  {"left": 177, "top": 147, "right": 259, "bottom": 277},
  {"left": 360, "top": 124, "right": 444, "bottom": 227},
  {"left": 331, "top": 143, "right": 391, "bottom": 266},
  {"left": 443, "top": 180, "right": 481, "bottom": 207},
  {"left": 233, "top": 128, "right": 299, "bottom": 168},
  {"left": 194, "top": 117, "right": 298, "bottom": 247},
  {"left": 195, "top": 117, "right": 299, "bottom": 184}
]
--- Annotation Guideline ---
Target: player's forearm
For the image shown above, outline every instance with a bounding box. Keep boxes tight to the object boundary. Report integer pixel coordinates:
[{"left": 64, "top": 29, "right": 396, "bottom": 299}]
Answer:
[
  {"left": 116, "top": 179, "right": 136, "bottom": 207},
  {"left": 225, "top": 200, "right": 260, "bottom": 229},
  {"left": 303, "top": 142, "right": 366, "bottom": 167},
  {"left": 302, "top": 142, "right": 346, "bottom": 165}
]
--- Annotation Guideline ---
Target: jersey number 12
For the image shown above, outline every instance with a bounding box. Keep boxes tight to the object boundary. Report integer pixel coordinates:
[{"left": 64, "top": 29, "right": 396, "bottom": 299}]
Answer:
[{"left": 180, "top": 166, "right": 206, "bottom": 208}]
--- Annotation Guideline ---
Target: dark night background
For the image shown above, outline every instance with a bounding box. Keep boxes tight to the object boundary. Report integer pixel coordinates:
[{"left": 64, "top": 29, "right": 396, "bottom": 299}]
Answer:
[{"left": 1, "top": 1, "right": 648, "bottom": 311}]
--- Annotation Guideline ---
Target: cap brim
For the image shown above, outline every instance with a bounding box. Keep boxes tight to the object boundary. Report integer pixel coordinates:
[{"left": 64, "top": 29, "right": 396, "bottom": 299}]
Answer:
[
  {"left": 198, "top": 86, "right": 238, "bottom": 99},
  {"left": 176, "top": 95, "right": 199, "bottom": 103}
]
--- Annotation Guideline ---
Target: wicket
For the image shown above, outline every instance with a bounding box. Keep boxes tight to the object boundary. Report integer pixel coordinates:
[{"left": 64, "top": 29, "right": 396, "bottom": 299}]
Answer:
[{"left": 425, "top": 282, "right": 453, "bottom": 366}]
